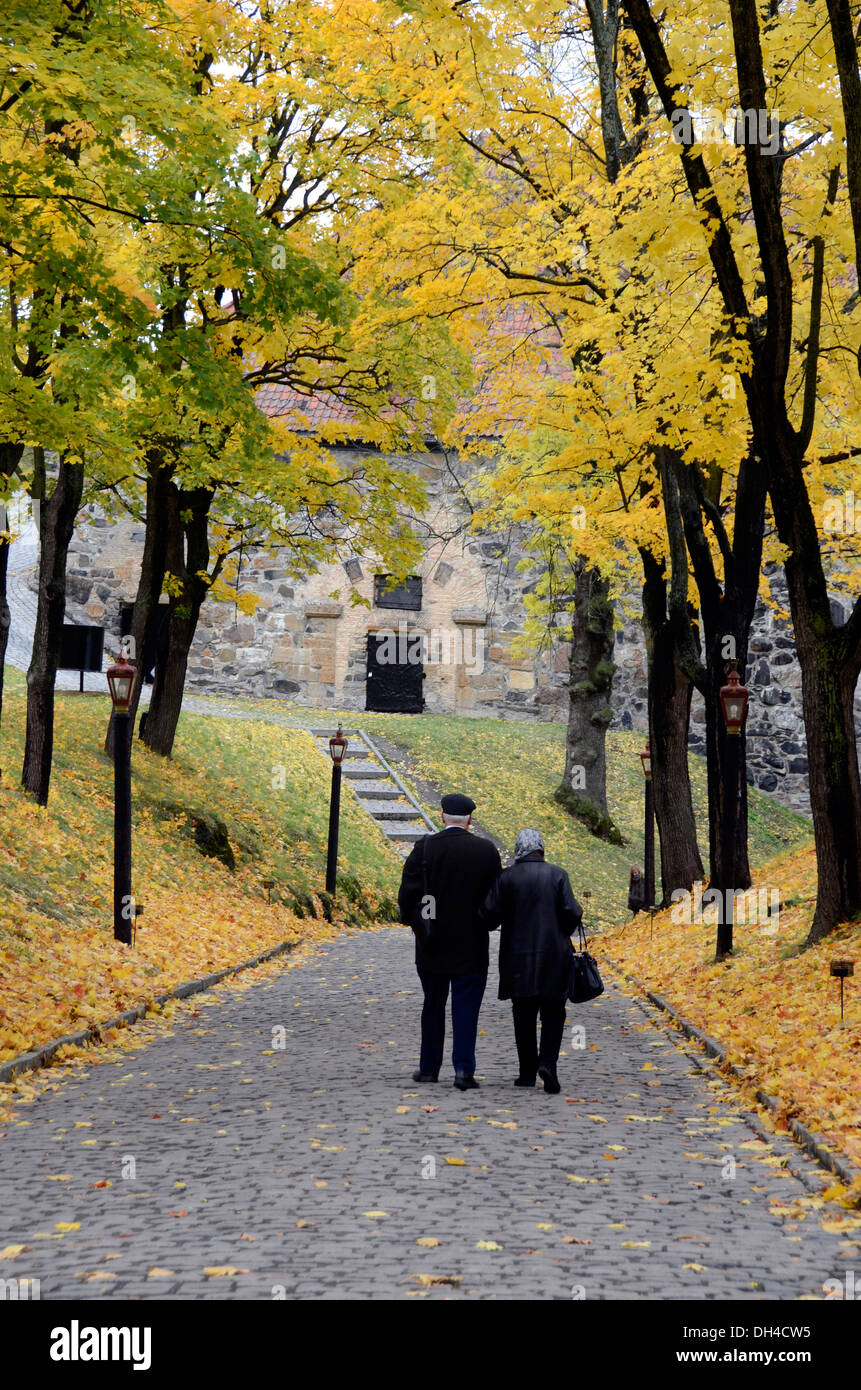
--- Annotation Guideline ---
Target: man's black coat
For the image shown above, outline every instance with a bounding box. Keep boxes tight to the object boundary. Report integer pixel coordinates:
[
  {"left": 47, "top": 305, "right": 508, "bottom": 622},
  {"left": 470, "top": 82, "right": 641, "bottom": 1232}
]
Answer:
[
  {"left": 398, "top": 827, "right": 502, "bottom": 976},
  {"left": 479, "top": 851, "right": 582, "bottom": 999}
]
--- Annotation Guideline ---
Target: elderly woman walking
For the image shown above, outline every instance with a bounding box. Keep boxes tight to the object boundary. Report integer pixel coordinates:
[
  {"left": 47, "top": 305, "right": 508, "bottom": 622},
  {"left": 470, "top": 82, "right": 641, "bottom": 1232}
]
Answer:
[{"left": 480, "top": 829, "right": 582, "bottom": 1093}]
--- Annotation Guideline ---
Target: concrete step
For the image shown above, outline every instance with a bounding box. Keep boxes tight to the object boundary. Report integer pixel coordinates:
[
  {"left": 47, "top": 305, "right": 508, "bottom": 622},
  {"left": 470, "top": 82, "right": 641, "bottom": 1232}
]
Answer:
[
  {"left": 312, "top": 738, "right": 368, "bottom": 757},
  {"left": 308, "top": 728, "right": 361, "bottom": 738},
  {"left": 361, "top": 801, "right": 419, "bottom": 819},
  {"left": 383, "top": 823, "right": 427, "bottom": 840},
  {"left": 351, "top": 782, "right": 401, "bottom": 799},
  {"left": 343, "top": 763, "right": 383, "bottom": 779}
]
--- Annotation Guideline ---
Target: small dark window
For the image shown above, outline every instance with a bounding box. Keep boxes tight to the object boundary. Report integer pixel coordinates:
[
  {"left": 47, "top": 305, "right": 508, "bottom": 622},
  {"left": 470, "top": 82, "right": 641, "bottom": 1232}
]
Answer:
[{"left": 373, "top": 574, "right": 422, "bottom": 610}]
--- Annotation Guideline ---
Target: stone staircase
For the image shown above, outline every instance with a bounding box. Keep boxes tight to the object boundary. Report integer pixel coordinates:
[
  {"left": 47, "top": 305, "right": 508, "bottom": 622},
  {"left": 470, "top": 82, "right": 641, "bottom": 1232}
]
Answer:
[{"left": 306, "top": 725, "right": 436, "bottom": 857}]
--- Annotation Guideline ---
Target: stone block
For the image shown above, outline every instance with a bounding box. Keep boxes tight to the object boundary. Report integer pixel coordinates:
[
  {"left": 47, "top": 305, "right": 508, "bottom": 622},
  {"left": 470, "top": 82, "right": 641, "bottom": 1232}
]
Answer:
[
  {"left": 305, "top": 600, "right": 343, "bottom": 618},
  {"left": 508, "top": 669, "right": 535, "bottom": 691}
]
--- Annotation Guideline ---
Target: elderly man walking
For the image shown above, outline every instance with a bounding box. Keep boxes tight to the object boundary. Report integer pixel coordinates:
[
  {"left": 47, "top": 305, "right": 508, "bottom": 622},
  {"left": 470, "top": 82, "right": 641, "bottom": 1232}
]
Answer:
[{"left": 398, "top": 793, "right": 501, "bottom": 1090}]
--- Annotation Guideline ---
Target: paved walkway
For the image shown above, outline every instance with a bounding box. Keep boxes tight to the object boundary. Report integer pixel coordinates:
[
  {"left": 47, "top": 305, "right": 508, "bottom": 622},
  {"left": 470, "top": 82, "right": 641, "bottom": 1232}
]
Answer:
[{"left": 0, "top": 930, "right": 851, "bottom": 1300}]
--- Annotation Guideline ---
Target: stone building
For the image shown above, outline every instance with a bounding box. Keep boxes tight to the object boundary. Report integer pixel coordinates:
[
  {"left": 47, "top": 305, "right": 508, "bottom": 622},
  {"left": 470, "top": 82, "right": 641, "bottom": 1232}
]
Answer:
[{"left": 61, "top": 442, "right": 562, "bottom": 720}]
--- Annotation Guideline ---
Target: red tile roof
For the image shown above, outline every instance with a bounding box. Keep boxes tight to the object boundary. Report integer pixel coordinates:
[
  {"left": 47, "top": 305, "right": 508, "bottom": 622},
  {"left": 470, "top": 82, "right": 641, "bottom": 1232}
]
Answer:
[{"left": 256, "top": 302, "right": 567, "bottom": 439}]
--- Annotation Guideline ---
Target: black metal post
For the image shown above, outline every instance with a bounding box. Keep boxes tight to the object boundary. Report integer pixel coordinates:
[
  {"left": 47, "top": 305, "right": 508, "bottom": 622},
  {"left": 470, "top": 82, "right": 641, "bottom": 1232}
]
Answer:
[
  {"left": 716, "top": 732, "right": 739, "bottom": 960},
  {"left": 840, "top": 977, "right": 845, "bottom": 1025},
  {"left": 113, "top": 711, "right": 133, "bottom": 944},
  {"left": 325, "top": 761, "right": 342, "bottom": 895},
  {"left": 643, "top": 776, "right": 655, "bottom": 909}
]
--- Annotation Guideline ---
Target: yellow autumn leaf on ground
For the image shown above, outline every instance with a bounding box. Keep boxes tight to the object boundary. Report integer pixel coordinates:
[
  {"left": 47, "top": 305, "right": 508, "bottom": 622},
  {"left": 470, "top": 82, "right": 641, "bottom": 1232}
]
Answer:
[
  {"left": 203, "top": 1266, "right": 249, "bottom": 1277},
  {"left": 444, "top": 1156, "right": 466, "bottom": 1165},
  {"left": 0, "top": 1245, "right": 26, "bottom": 1258},
  {"left": 55, "top": 1222, "right": 80, "bottom": 1233},
  {"left": 416, "top": 1237, "right": 440, "bottom": 1247},
  {"left": 476, "top": 1240, "right": 503, "bottom": 1250},
  {"left": 621, "top": 1241, "right": 651, "bottom": 1249},
  {"left": 45, "top": 1175, "right": 74, "bottom": 1181},
  {"left": 362, "top": 1211, "right": 388, "bottom": 1219},
  {"left": 147, "top": 1268, "right": 175, "bottom": 1278},
  {"left": 395, "top": 1106, "right": 411, "bottom": 1114},
  {"left": 682, "top": 1263, "right": 708, "bottom": 1272}
]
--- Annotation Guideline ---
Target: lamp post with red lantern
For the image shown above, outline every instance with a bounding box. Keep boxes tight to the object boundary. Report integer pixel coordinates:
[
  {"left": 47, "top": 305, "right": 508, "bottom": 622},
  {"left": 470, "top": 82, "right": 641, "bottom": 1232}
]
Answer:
[
  {"left": 326, "top": 725, "right": 348, "bottom": 895},
  {"left": 716, "top": 661, "right": 750, "bottom": 960},
  {"left": 640, "top": 739, "right": 655, "bottom": 909},
  {"left": 106, "top": 652, "right": 136, "bottom": 945}
]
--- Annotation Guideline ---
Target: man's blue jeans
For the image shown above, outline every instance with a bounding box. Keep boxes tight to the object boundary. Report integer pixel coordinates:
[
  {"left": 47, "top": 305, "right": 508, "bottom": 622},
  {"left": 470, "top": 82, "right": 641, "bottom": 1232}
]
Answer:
[{"left": 417, "top": 967, "right": 487, "bottom": 1077}]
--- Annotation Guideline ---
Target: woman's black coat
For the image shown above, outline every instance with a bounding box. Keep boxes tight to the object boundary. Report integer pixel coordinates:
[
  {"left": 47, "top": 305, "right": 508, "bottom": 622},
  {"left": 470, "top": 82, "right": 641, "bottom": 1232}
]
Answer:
[{"left": 480, "top": 851, "right": 582, "bottom": 1000}]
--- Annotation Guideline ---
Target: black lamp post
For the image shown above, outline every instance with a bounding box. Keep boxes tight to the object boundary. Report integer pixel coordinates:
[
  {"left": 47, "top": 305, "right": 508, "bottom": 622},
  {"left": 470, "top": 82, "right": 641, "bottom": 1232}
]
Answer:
[
  {"left": 326, "top": 725, "right": 348, "bottom": 895},
  {"left": 716, "top": 661, "right": 750, "bottom": 960},
  {"left": 640, "top": 739, "right": 655, "bottom": 910},
  {"left": 107, "top": 652, "right": 136, "bottom": 945}
]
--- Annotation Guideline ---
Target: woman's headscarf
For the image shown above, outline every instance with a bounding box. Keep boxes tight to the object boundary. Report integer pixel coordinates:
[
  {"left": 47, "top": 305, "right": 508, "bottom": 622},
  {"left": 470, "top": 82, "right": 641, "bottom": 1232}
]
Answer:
[{"left": 514, "top": 828, "right": 545, "bottom": 860}]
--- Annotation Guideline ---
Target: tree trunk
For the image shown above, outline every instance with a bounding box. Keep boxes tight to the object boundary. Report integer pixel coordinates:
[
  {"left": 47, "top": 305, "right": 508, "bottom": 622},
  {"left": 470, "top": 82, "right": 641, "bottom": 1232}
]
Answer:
[
  {"left": 796, "top": 624, "right": 861, "bottom": 941},
  {"left": 556, "top": 559, "right": 622, "bottom": 842},
  {"left": 0, "top": 443, "right": 25, "bottom": 746},
  {"left": 104, "top": 449, "right": 173, "bottom": 757},
  {"left": 702, "top": 625, "right": 752, "bottom": 893},
  {"left": 826, "top": 0, "right": 861, "bottom": 304},
  {"left": 664, "top": 447, "right": 764, "bottom": 894},
  {"left": 640, "top": 548, "right": 703, "bottom": 901},
  {"left": 21, "top": 453, "right": 85, "bottom": 804},
  {"left": 142, "top": 483, "right": 213, "bottom": 758},
  {"left": 764, "top": 427, "right": 861, "bottom": 941}
]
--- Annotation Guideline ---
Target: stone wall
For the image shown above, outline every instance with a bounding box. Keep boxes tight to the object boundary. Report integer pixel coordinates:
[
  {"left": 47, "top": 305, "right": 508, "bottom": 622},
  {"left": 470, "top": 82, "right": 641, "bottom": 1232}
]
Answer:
[{"left": 50, "top": 445, "right": 861, "bottom": 819}]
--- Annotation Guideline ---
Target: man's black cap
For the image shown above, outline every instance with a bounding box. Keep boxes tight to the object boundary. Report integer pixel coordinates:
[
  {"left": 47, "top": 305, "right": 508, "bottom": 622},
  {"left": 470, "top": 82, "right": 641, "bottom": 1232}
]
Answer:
[{"left": 441, "top": 793, "right": 476, "bottom": 815}]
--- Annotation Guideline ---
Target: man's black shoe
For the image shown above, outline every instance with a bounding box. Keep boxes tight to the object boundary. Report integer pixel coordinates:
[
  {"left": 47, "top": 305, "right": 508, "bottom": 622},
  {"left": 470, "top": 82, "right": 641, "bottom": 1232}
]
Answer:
[
  {"left": 412, "top": 1070, "right": 438, "bottom": 1083},
  {"left": 537, "top": 1064, "right": 561, "bottom": 1094},
  {"left": 514, "top": 1075, "right": 536, "bottom": 1087},
  {"left": 454, "top": 1073, "right": 479, "bottom": 1090}
]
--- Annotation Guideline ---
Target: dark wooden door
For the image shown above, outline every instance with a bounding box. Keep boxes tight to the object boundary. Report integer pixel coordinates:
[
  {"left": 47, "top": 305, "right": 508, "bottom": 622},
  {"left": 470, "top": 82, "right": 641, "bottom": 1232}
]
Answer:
[{"left": 366, "top": 632, "right": 424, "bottom": 712}]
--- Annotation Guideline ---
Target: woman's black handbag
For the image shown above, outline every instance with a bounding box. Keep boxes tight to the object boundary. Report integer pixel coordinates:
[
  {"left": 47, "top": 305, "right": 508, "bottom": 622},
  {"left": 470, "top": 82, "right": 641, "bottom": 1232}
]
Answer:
[{"left": 567, "top": 922, "right": 604, "bottom": 1003}]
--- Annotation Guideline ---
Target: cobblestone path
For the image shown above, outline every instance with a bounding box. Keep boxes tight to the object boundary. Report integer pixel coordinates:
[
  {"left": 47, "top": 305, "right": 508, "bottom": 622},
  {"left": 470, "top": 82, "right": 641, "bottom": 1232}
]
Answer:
[{"left": 0, "top": 930, "right": 852, "bottom": 1300}]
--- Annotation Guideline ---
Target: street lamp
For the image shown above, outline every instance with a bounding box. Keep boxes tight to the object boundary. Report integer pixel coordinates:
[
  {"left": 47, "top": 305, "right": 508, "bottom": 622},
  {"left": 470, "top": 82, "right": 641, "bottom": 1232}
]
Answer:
[
  {"left": 720, "top": 662, "right": 750, "bottom": 735},
  {"left": 326, "top": 725, "right": 348, "bottom": 895},
  {"left": 106, "top": 653, "right": 136, "bottom": 945},
  {"left": 640, "top": 738, "right": 655, "bottom": 909},
  {"left": 716, "top": 660, "right": 750, "bottom": 960}
]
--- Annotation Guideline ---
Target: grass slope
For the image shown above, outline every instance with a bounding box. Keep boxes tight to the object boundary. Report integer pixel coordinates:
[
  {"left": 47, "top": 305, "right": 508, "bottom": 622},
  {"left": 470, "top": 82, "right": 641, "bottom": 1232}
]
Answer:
[{"left": 0, "top": 670, "right": 401, "bottom": 1061}]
